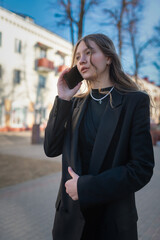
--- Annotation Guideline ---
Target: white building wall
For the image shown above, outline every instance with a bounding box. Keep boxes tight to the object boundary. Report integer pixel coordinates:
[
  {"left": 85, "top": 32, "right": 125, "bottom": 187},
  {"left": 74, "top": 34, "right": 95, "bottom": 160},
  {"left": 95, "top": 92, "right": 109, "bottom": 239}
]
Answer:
[{"left": 0, "top": 7, "right": 72, "bottom": 129}]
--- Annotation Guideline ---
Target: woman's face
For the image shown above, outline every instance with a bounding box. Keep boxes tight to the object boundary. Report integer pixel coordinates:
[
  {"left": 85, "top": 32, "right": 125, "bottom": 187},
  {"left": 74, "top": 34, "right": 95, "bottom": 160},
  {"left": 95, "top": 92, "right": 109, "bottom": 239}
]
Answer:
[{"left": 75, "top": 40, "right": 110, "bottom": 81}]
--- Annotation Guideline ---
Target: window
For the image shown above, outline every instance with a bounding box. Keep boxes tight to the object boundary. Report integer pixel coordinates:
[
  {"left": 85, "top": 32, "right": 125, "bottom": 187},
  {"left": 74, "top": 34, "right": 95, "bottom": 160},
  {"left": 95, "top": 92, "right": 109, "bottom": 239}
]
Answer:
[
  {"left": 13, "top": 70, "right": 21, "bottom": 84},
  {"left": 56, "top": 51, "right": 65, "bottom": 66},
  {"left": 15, "top": 39, "right": 22, "bottom": 53},
  {"left": 40, "top": 48, "right": 46, "bottom": 58},
  {"left": 39, "top": 75, "right": 46, "bottom": 88},
  {"left": 0, "top": 32, "right": 2, "bottom": 46},
  {"left": 58, "top": 54, "right": 65, "bottom": 65}
]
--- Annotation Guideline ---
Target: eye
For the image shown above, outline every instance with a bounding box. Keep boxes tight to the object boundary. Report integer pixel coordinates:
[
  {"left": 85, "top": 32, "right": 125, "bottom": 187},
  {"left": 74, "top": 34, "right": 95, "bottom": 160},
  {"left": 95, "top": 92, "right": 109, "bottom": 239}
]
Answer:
[
  {"left": 86, "top": 50, "right": 91, "bottom": 55},
  {"left": 76, "top": 55, "right": 80, "bottom": 61}
]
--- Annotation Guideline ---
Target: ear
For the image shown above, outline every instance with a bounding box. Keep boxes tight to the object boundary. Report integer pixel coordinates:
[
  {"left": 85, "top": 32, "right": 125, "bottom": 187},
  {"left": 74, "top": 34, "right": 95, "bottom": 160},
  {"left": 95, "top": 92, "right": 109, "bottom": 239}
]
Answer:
[{"left": 106, "top": 57, "right": 112, "bottom": 65}]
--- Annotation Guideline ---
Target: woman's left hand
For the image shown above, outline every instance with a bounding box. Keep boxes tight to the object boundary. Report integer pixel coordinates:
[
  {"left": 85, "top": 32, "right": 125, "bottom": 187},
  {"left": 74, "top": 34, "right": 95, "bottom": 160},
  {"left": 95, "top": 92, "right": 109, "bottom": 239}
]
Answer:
[{"left": 65, "top": 167, "right": 79, "bottom": 201}]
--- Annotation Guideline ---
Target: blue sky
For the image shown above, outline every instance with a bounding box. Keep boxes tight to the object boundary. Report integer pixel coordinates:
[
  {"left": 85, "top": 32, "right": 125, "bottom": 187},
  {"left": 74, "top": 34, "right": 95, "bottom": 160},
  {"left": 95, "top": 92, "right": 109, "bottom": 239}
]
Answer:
[{"left": 1, "top": 0, "right": 160, "bottom": 84}]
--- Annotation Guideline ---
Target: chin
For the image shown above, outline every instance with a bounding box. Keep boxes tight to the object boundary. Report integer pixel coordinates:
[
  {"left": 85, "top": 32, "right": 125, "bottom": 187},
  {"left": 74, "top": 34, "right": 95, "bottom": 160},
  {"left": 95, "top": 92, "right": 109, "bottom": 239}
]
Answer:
[
  {"left": 83, "top": 73, "right": 96, "bottom": 81},
  {"left": 85, "top": 76, "right": 97, "bottom": 82}
]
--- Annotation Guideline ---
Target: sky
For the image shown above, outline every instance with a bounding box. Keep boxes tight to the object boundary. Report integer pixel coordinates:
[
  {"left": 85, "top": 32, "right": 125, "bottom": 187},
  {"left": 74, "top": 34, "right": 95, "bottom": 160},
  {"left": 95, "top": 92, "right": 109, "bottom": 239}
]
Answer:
[{"left": 1, "top": 0, "right": 160, "bottom": 85}]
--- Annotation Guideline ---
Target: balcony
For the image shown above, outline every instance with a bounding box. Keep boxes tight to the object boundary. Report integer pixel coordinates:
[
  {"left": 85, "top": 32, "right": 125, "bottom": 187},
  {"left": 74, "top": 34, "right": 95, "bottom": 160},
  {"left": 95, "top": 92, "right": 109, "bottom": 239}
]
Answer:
[
  {"left": 36, "top": 58, "right": 54, "bottom": 72},
  {"left": 58, "top": 65, "right": 67, "bottom": 73}
]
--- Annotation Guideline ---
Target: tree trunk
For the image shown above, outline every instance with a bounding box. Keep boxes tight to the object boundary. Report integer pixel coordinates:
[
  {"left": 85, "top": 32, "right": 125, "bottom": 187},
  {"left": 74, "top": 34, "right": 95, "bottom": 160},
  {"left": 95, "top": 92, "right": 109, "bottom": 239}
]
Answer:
[
  {"left": 70, "top": 20, "right": 74, "bottom": 46},
  {"left": 78, "top": 0, "right": 85, "bottom": 40}
]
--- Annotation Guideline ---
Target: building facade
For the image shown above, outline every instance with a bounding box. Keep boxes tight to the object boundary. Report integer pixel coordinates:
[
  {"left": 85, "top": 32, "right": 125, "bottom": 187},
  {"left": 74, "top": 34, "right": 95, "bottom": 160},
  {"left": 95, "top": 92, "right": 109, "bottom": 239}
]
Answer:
[
  {"left": 0, "top": 7, "right": 72, "bottom": 130},
  {"left": 0, "top": 7, "right": 160, "bottom": 131},
  {"left": 136, "top": 77, "right": 160, "bottom": 124}
]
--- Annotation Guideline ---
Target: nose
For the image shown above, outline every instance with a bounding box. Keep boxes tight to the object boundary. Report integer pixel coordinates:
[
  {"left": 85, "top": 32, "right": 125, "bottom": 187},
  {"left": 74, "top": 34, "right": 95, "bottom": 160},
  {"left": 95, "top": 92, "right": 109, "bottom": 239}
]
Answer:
[{"left": 79, "top": 55, "right": 87, "bottom": 65}]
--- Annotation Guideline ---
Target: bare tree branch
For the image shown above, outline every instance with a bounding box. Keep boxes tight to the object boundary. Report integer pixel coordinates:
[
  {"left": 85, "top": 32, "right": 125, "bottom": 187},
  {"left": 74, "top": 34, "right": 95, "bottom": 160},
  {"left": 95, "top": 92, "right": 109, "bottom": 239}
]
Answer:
[
  {"left": 152, "top": 20, "right": 160, "bottom": 83},
  {"left": 49, "top": 0, "right": 102, "bottom": 46},
  {"left": 125, "top": 0, "right": 153, "bottom": 82},
  {"left": 103, "top": 0, "right": 139, "bottom": 59}
]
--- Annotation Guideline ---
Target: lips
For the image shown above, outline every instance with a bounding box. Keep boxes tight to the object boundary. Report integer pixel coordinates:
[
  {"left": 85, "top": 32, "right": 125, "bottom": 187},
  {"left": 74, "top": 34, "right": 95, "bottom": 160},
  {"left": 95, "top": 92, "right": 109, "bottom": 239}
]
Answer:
[{"left": 81, "top": 67, "right": 89, "bottom": 73}]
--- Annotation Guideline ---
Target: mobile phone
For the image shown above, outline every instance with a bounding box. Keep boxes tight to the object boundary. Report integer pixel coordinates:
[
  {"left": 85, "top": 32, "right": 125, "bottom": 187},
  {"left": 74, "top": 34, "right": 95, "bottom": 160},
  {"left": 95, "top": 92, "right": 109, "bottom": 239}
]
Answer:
[{"left": 63, "top": 65, "right": 83, "bottom": 89}]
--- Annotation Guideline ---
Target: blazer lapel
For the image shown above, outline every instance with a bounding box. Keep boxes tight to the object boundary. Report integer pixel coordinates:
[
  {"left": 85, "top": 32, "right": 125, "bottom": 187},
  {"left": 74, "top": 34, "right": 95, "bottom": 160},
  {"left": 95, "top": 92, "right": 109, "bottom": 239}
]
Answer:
[
  {"left": 70, "top": 95, "right": 89, "bottom": 175},
  {"left": 88, "top": 89, "right": 123, "bottom": 175}
]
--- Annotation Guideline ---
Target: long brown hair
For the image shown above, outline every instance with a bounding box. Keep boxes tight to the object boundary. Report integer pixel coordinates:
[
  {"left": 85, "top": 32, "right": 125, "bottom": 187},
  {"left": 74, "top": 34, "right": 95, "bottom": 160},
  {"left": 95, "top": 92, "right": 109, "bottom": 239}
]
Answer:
[{"left": 71, "top": 33, "right": 140, "bottom": 96}]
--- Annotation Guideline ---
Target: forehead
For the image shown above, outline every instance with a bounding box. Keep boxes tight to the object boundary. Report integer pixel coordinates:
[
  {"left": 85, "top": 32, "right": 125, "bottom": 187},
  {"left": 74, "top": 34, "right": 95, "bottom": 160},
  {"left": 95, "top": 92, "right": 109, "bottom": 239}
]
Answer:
[{"left": 76, "top": 40, "right": 98, "bottom": 54}]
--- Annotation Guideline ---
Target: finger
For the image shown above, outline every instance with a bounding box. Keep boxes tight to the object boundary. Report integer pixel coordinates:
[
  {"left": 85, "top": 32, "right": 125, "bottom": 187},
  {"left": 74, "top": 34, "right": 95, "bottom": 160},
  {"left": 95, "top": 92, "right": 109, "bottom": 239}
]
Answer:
[
  {"left": 58, "top": 68, "right": 70, "bottom": 83},
  {"left": 68, "top": 167, "right": 77, "bottom": 178},
  {"left": 61, "top": 67, "right": 70, "bottom": 78},
  {"left": 72, "top": 196, "right": 78, "bottom": 201},
  {"left": 66, "top": 188, "right": 69, "bottom": 194},
  {"left": 74, "top": 81, "right": 82, "bottom": 91},
  {"left": 65, "top": 180, "right": 71, "bottom": 189}
]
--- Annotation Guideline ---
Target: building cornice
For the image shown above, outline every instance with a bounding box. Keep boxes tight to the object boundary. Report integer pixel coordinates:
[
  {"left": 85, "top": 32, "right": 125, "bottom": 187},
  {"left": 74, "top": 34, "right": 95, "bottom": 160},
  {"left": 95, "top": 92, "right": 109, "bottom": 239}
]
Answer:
[{"left": 0, "top": 6, "right": 72, "bottom": 54}]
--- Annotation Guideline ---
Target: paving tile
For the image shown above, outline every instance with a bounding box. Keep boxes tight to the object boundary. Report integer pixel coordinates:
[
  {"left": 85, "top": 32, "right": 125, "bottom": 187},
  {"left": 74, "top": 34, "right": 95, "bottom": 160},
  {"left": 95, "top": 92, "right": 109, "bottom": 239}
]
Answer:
[
  {"left": 0, "top": 173, "right": 61, "bottom": 240},
  {"left": 136, "top": 146, "right": 160, "bottom": 239}
]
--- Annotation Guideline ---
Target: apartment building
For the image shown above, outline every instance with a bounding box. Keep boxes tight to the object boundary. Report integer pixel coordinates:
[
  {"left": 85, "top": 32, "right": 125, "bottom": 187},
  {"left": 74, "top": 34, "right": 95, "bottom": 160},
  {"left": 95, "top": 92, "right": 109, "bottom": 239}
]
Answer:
[{"left": 0, "top": 6, "right": 72, "bottom": 130}]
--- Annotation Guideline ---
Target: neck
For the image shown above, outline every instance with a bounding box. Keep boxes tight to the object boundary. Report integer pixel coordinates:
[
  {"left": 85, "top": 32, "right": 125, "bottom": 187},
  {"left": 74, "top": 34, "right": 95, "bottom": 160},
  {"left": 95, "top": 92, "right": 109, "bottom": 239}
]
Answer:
[
  {"left": 91, "top": 80, "right": 113, "bottom": 89},
  {"left": 90, "top": 70, "right": 113, "bottom": 89}
]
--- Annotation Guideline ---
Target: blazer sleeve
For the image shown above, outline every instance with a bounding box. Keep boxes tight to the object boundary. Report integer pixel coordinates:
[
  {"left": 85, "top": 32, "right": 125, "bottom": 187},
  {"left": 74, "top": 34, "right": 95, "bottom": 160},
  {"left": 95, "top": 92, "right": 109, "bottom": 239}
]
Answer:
[
  {"left": 77, "top": 93, "right": 154, "bottom": 209},
  {"left": 44, "top": 96, "right": 72, "bottom": 157}
]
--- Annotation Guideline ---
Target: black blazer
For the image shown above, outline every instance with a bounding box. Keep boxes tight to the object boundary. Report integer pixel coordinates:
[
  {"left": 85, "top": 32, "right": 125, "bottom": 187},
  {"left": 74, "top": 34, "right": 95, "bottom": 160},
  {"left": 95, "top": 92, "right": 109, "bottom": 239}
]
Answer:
[{"left": 44, "top": 88, "right": 154, "bottom": 240}]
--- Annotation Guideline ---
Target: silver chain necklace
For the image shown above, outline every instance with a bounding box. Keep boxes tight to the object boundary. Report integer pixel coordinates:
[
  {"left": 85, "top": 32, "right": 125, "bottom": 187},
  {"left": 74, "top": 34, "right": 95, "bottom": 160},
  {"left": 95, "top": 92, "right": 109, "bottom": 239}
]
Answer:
[{"left": 90, "top": 86, "right": 114, "bottom": 104}]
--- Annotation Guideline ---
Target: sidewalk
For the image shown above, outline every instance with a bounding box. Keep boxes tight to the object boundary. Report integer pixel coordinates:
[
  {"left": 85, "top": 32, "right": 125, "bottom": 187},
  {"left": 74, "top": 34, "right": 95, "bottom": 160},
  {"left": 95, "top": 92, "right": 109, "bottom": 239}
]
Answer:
[
  {"left": 0, "top": 131, "right": 61, "bottom": 162},
  {"left": 136, "top": 146, "right": 160, "bottom": 240},
  {"left": 0, "top": 132, "right": 160, "bottom": 240},
  {"left": 0, "top": 132, "right": 61, "bottom": 239},
  {"left": 0, "top": 173, "right": 61, "bottom": 240}
]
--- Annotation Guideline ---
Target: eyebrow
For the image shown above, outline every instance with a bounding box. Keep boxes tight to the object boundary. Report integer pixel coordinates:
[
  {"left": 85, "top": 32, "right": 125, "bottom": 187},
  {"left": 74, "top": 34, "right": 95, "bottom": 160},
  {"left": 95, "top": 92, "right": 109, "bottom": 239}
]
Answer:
[{"left": 76, "top": 47, "right": 94, "bottom": 56}]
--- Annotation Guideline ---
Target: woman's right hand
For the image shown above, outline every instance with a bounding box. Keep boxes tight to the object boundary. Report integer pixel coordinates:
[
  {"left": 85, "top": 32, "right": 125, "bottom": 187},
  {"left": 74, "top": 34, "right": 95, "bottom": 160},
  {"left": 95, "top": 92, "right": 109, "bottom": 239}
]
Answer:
[{"left": 57, "top": 68, "right": 82, "bottom": 101}]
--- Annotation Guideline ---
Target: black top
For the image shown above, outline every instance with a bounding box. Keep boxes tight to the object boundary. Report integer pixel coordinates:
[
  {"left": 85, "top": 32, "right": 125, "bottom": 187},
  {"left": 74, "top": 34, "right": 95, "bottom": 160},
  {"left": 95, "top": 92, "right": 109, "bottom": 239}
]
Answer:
[{"left": 79, "top": 87, "right": 114, "bottom": 175}]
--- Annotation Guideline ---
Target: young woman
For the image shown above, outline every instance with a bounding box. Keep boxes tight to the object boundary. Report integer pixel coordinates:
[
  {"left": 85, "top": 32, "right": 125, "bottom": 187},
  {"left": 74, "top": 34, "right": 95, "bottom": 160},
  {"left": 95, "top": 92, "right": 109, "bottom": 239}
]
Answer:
[{"left": 44, "top": 33, "right": 154, "bottom": 240}]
